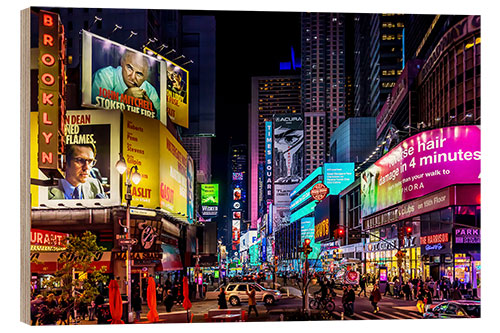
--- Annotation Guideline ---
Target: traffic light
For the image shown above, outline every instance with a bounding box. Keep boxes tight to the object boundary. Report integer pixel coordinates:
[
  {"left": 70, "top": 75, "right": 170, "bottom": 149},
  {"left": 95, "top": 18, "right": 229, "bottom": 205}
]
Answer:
[
  {"left": 303, "top": 239, "right": 312, "bottom": 255},
  {"left": 333, "top": 227, "right": 346, "bottom": 240},
  {"left": 397, "top": 227, "right": 405, "bottom": 242},
  {"left": 405, "top": 226, "right": 413, "bottom": 237}
]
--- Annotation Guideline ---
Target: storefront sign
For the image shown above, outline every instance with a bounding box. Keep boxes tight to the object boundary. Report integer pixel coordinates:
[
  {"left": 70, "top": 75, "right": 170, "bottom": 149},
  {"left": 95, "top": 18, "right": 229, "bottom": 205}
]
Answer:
[
  {"left": 38, "top": 10, "right": 65, "bottom": 178},
  {"left": 421, "top": 233, "right": 449, "bottom": 245},
  {"left": 310, "top": 183, "right": 329, "bottom": 201},
  {"left": 315, "top": 218, "right": 330, "bottom": 241},
  {"left": 455, "top": 228, "right": 480, "bottom": 244},
  {"left": 424, "top": 243, "right": 444, "bottom": 251},
  {"left": 113, "top": 252, "right": 162, "bottom": 260},
  {"left": 361, "top": 126, "right": 480, "bottom": 217},
  {"left": 30, "top": 229, "right": 68, "bottom": 252}
]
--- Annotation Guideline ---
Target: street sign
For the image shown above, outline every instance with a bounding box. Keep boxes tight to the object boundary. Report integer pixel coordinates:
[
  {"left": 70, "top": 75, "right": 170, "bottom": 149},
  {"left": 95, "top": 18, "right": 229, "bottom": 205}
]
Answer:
[{"left": 118, "top": 238, "right": 138, "bottom": 246}]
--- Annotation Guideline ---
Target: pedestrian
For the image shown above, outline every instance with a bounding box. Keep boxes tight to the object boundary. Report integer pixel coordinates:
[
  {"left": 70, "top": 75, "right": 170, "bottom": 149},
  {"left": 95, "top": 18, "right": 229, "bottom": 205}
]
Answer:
[
  {"left": 132, "top": 291, "right": 142, "bottom": 322},
  {"left": 246, "top": 286, "right": 259, "bottom": 318},
  {"left": 217, "top": 288, "right": 228, "bottom": 309},
  {"left": 416, "top": 288, "right": 426, "bottom": 315},
  {"left": 423, "top": 287, "right": 433, "bottom": 313},
  {"left": 402, "top": 281, "right": 412, "bottom": 301},
  {"left": 369, "top": 284, "right": 382, "bottom": 313},
  {"left": 163, "top": 289, "right": 175, "bottom": 312},
  {"left": 345, "top": 285, "right": 356, "bottom": 316},
  {"left": 451, "top": 287, "right": 463, "bottom": 300},
  {"left": 358, "top": 275, "right": 367, "bottom": 297}
]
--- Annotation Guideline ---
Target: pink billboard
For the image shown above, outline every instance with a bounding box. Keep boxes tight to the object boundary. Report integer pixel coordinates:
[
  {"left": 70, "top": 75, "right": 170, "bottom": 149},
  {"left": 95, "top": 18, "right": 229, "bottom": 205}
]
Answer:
[{"left": 361, "top": 126, "right": 480, "bottom": 217}]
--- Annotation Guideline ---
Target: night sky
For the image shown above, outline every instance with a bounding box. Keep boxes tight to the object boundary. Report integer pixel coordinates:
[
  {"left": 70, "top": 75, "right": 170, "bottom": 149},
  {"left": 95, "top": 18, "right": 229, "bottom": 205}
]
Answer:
[{"left": 185, "top": 9, "right": 301, "bottom": 218}]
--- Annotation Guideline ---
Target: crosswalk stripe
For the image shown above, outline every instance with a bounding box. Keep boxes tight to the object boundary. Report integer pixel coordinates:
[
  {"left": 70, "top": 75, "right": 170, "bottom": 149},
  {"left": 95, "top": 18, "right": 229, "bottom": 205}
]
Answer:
[
  {"left": 378, "top": 312, "right": 402, "bottom": 319},
  {"left": 333, "top": 311, "right": 353, "bottom": 320},
  {"left": 361, "top": 311, "right": 389, "bottom": 320},
  {"left": 394, "top": 311, "right": 421, "bottom": 319},
  {"left": 352, "top": 312, "right": 375, "bottom": 320}
]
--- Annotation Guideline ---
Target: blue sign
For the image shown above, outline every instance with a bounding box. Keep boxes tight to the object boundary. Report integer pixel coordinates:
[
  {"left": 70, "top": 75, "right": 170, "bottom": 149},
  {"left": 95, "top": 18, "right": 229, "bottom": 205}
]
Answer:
[
  {"left": 265, "top": 121, "right": 273, "bottom": 202},
  {"left": 323, "top": 163, "right": 355, "bottom": 195}
]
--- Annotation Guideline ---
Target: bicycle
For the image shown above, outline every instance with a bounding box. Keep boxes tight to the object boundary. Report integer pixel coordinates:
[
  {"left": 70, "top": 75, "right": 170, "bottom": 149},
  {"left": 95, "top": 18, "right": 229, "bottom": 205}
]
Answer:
[{"left": 309, "top": 294, "right": 336, "bottom": 312}]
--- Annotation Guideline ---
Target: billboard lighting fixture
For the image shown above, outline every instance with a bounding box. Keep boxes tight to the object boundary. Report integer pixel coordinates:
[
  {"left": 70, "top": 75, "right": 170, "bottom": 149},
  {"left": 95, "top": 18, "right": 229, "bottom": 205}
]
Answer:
[
  {"left": 181, "top": 60, "right": 194, "bottom": 66},
  {"left": 165, "top": 49, "right": 176, "bottom": 56},
  {"left": 88, "top": 16, "right": 102, "bottom": 32},
  {"left": 107, "top": 24, "right": 122, "bottom": 38},
  {"left": 124, "top": 31, "right": 138, "bottom": 46},
  {"left": 173, "top": 54, "right": 185, "bottom": 61}
]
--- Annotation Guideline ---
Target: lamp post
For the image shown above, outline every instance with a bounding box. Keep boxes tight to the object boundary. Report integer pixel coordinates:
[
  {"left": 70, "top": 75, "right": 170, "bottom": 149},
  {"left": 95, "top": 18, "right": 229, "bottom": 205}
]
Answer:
[{"left": 115, "top": 155, "right": 141, "bottom": 323}]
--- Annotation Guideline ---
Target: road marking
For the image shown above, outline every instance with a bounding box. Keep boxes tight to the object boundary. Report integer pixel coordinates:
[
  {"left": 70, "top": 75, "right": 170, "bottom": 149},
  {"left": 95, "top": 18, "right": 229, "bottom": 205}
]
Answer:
[
  {"left": 352, "top": 312, "right": 375, "bottom": 320},
  {"left": 334, "top": 311, "right": 352, "bottom": 320},
  {"left": 361, "top": 311, "right": 388, "bottom": 320},
  {"left": 378, "top": 312, "right": 403, "bottom": 319},
  {"left": 394, "top": 311, "right": 421, "bottom": 319}
]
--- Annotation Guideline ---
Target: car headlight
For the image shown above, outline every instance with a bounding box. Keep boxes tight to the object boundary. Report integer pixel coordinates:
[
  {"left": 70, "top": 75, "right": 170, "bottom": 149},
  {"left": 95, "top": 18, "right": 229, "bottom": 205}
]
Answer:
[{"left": 276, "top": 291, "right": 281, "bottom": 296}]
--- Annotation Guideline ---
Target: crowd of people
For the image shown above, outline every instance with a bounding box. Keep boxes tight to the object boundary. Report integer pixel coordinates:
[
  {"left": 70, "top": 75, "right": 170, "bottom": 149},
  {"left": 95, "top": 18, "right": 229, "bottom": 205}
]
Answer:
[{"left": 30, "top": 292, "right": 106, "bottom": 325}]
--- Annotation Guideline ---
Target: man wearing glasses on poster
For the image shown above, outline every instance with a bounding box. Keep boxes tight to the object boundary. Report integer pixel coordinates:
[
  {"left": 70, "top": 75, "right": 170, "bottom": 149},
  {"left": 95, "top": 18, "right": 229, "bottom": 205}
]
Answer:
[{"left": 49, "top": 144, "right": 108, "bottom": 200}]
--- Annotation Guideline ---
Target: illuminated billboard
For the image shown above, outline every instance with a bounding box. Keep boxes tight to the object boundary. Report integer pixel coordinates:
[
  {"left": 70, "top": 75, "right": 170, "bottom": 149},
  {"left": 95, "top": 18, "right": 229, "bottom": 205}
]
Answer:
[
  {"left": 201, "top": 184, "right": 219, "bottom": 205},
  {"left": 361, "top": 126, "right": 481, "bottom": 217},
  {"left": 144, "top": 47, "right": 189, "bottom": 129},
  {"left": 159, "top": 123, "right": 190, "bottom": 216},
  {"left": 36, "top": 110, "right": 122, "bottom": 208},
  {"left": 323, "top": 163, "right": 355, "bottom": 195},
  {"left": 232, "top": 219, "right": 241, "bottom": 251},
  {"left": 81, "top": 31, "right": 164, "bottom": 120},
  {"left": 200, "top": 184, "right": 219, "bottom": 218},
  {"left": 273, "top": 114, "right": 304, "bottom": 210},
  {"left": 121, "top": 111, "right": 192, "bottom": 217},
  {"left": 123, "top": 111, "right": 160, "bottom": 208},
  {"left": 265, "top": 121, "right": 273, "bottom": 202}
]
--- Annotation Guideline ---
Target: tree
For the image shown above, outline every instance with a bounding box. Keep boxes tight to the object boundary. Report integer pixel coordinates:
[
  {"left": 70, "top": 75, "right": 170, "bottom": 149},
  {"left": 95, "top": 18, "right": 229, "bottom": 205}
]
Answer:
[{"left": 43, "top": 231, "right": 108, "bottom": 304}]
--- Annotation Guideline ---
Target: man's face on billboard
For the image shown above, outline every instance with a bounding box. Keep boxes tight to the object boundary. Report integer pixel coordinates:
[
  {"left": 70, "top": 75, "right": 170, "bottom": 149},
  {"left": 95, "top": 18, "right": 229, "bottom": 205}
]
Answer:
[
  {"left": 66, "top": 146, "right": 95, "bottom": 187},
  {"left": 121, "top": 52, "right": 149, "bottom": 88}
]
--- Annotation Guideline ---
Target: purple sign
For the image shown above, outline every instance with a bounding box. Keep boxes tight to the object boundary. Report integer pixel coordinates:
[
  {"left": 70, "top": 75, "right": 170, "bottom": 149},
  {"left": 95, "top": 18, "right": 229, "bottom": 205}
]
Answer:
[
  {"left": 361, "top": 126, "right": 480, "bottom": 217},
  {"left": 455, "top": 228, "right": 481, "bottom": 244}
]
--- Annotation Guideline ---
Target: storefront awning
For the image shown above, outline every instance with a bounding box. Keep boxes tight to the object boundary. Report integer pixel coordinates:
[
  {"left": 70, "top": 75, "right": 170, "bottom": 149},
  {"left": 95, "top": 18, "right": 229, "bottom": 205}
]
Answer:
[
  {"left": 155, "top": 244, "right": 183, "bottom": 272},
  {"left": 31, "top": 251, "right": 112, "bottom": 274}
]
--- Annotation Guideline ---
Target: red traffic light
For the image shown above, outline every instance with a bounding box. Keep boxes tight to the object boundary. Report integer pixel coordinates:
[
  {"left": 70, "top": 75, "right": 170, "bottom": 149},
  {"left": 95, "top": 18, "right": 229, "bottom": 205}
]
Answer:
[
  {"left": 338, "top": 228, "right": 344, "bottom": 236},
  {"left": 304, "top": 238, "right": 311, "bottom": 246},
  {"left": 406, "top": 227, "right": 412, "bottom": 235},
  {"left": 274, "top": 256, "right": 278, "bottom": 261}
]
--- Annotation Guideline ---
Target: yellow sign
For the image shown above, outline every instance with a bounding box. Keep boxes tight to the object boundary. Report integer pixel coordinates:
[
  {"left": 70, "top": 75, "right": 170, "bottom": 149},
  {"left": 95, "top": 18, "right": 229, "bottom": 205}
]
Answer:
[
  {"left": 315, "top": 218, "right": 330, "bottom": 239},
  {"left": 31, "top": 113, "right": 40, "bottom": 207},
  {"left": 122, "top": 112, "right": 160, "bottom": 208},
  {"left": 159, "top": 125, "right": 189, "bottom": 215}
]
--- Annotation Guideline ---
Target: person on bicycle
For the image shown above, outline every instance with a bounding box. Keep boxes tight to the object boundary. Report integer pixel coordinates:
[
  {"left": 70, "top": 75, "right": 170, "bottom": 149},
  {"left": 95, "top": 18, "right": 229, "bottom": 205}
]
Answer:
[{"left": 315, "top": 278, "right": 329, "bottom": 303}]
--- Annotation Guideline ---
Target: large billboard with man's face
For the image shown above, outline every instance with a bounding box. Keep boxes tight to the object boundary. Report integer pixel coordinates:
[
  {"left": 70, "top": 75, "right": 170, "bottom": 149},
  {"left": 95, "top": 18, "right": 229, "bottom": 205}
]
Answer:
[
  {"left": 361, "top": 126, "right": 481, "bottom": 217},
  {"left": 81, "top": 31, "right": 165, "bottom": 120},
  {"left": 35, "top": 109, "right": 122, "bottom": 208}
]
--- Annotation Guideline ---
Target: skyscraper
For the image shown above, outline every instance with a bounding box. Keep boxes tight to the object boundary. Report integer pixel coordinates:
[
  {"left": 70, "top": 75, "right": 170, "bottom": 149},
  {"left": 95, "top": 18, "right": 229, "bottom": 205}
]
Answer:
[
  {"left": 248, "top": 75, "right": 301, "bottom": 228},
  {"left": 353, "top": 13, "right": 405, "bottom": 118},
  {"left": 301, "top": 12, "right": 350, "bottom": 175}
]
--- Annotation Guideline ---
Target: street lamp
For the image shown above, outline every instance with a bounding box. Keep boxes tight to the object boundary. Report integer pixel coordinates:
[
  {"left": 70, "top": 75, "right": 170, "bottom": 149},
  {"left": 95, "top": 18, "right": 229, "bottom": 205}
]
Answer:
[{"left": 115, "top": 154, "right": 141, "bottom": 323}]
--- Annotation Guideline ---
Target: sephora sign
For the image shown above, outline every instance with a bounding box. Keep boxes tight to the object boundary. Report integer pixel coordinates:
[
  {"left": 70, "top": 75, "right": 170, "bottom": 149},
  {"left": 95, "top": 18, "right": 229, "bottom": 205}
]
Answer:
[{"left": 361, "top": 126, "right": 480, "bottom": 217}]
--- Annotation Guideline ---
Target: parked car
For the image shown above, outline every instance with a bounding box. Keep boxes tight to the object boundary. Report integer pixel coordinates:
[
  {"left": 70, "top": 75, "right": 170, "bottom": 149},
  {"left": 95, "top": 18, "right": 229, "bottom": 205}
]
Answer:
[
  {"left": 224, "top": 282, "right": 281, "bottom": 306},
  {"left": 204, "top": 285, "right": 224, "bottom": 300},
  {"left": 423, "top": 300, "right": 480, "bottom": 319},
  {"left": 278, "top": 286, "right": 312, "bottom": 299}
]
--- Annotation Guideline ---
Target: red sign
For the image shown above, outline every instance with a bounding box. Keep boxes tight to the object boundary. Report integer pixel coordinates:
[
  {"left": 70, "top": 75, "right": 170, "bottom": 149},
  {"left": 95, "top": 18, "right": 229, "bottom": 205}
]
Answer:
[
  {"left": 38, "top": 10, "right": 65, "bottom": 178},
  {"left": 30, "top": 229, "right": 68, "bottom": 251},
  {"left": 421, "top": 233, "right": 449, "bottom": 245},
  {"left": 310, "top": 183, "right": 329, "bottom": 201}
]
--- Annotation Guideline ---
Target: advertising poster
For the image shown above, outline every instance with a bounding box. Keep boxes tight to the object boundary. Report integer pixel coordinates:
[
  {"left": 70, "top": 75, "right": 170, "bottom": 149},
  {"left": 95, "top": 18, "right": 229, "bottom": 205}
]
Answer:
[
  {"left": 122, "top": 111, "right": 160, "bottom": 209},
  {"left": 81, "top": 31, "right": 164, "bottom": 120},
  {"left": 201, "top": 184, "right": 219, "bottom": 205},
  {"left": 37, "top": 110, "right": 121, "bottom": 208},
  {"left": 273, "top": 114, "right": 304, "bottom": 184},
  {"left": 232, "top": 219, "right": 241, "bottom": 251},
  {"left": 159, "top": 124, "right": 189, "bottom": 216},
  {"left": 187, "top": 156, "right": 194, "bottom": 222},
  {"left": 166, "top": 59, "right": 189, "bottom": 128},
  {"left": 361, "top": 126, "right": 481, "bottom": 217}
]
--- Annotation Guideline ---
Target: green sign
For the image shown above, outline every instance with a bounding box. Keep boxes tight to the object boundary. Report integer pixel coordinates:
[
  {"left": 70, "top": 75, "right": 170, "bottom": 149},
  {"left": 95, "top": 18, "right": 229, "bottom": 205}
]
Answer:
[{"left": 201, "top": 184, "right": 219, "bottom": 206}]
